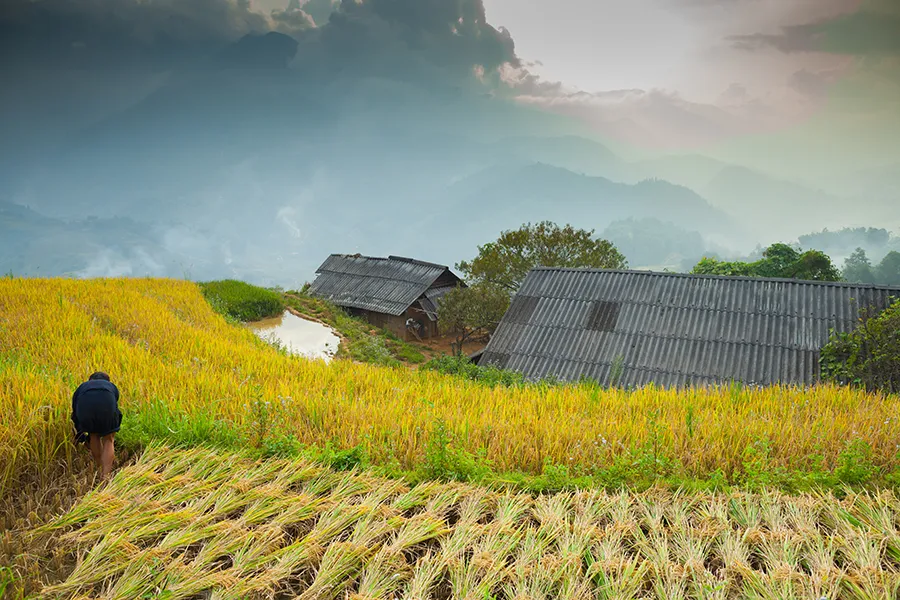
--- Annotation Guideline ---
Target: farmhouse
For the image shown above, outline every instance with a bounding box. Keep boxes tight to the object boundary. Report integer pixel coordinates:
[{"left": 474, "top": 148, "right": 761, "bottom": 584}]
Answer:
[
  {"left": 308, "top": 254, "right": 464, "bottom": 341},
  {"left": 480, "top": 268, "right": 900, "bottom": 387}
]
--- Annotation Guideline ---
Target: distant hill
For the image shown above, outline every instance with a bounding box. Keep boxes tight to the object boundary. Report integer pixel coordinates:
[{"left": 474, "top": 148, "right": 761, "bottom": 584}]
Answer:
[
  {"left": 701, "top": 166, "right": 854, "bottom": 241},
  {"left": 408, "top": 163, "right": 742, "bottom": 260}
]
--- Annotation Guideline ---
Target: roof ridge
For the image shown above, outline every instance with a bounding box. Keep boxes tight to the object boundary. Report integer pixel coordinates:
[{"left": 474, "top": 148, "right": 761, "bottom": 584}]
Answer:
[
  {"left": 527, "top": 267, "right": 900, "bottom": 291},
  {"left": 324, "top": 253, "right": 449, "bottom": 271}
]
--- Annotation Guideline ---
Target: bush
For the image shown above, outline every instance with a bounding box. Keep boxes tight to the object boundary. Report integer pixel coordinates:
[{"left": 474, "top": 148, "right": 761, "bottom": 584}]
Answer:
[
  {"left": 821, "top": 298, "right": 900, "bottom": 393},
  {"left": 422, "top": 355, "right": 526, "bottom": 387},
  {"left": 200, "top": 280, "right": 285, "bottom": 322}
]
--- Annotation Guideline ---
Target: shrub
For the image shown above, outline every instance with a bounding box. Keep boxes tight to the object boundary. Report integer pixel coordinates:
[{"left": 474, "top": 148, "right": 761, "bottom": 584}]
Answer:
[
  {"left": 821, "top": 298, "right": 900, "bottom": 393},
  {"left": 199, "top": 280, "right": 284, "bottom": 322},
  {"left": 422, "top": 355, "right": 525, "bottom": 387}
]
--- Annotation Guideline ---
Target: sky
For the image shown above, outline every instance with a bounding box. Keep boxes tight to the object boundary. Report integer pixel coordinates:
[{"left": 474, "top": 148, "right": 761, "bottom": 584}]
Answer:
[
  {"left": 252, "top": 0, "right": 900, "bottom": 174},
  {"left": 1, "top": 0, "right": 898, "bottom": 281}
]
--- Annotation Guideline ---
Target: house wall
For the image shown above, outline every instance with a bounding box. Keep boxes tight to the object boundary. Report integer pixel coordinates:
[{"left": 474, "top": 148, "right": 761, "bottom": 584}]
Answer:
[{"left": 347, "top": 306, "right": 438, "bottom": 341}]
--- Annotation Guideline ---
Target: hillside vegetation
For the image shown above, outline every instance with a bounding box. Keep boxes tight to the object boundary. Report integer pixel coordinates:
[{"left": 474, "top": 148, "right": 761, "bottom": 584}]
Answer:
[{"left": 2, "top": 278, "right": 900, "bottom": 499}]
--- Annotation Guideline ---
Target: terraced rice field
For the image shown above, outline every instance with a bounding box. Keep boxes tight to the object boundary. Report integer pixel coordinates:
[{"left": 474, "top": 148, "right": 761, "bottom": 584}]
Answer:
[
  {"left": 2, "top": 278, "right": 900, "bottom": 497},
  {"left": 35, "top": 446, "right": 900, "bottom": 600}
]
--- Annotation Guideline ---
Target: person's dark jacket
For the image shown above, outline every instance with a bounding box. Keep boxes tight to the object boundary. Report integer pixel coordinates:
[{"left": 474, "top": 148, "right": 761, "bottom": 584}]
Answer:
[{"left": 71, "top": 380, "right": 122, "bottom": 442}]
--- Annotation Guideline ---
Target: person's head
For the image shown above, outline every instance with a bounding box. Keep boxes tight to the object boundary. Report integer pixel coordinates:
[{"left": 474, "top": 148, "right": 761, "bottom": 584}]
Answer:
[{"left": 89, "top": 371, "right": 111, "bottom": 382}]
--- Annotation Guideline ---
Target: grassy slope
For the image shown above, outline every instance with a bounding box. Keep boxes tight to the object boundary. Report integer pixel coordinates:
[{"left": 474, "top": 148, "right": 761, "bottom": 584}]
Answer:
[{"left": 2, "top": 278, "right": 900, "bottom": 498}]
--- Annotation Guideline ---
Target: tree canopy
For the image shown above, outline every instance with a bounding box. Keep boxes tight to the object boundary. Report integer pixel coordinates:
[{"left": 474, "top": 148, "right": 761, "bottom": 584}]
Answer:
[
  {"left": 691, "top": 243, "right": 841, "bottom": 281},
  {"left": 842, "top": 249, "right": 900, "bottom": 286},
  {"left": 821, "top": 298, "right": 900, "bottom": 394},
  {"left": 437, "top": 283, "right": 510, "bottom": 355},
  {"left": 457, "top": 221, "right": 627, "bottom": 292}
]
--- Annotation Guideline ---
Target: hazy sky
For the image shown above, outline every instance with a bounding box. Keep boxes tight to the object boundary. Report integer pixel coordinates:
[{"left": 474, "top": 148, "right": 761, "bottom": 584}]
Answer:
[
  {"left": 247, "top": 0, "right": 900, "bottom": 169},
  {"left": 481, "top": 0, "right": 863, "bottom": 100}
]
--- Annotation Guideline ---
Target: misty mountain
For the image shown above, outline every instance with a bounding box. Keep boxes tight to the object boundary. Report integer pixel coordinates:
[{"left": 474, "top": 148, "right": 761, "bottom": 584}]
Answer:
[
  {"left": 700, "top": 166, "right": 856, "bottom": 242},
  {"left": 625, "top": 154, "right": 731, "bottom": 192},
  {"left": 602, "top": 217, "right": 708, "bottom": 270},
  {"left": 494, "top": 136, "right": 623, "bottom": 178},
  {"left": 0, "top": 25, "right": 819, "bottom": 285},
  {"left": 410, "top": 162, "right": 740, "bottom": 259}
]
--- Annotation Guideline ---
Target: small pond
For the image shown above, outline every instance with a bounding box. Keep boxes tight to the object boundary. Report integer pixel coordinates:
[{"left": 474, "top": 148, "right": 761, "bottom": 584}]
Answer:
[{"left": 249, "top": 311, "right": 340, "bottom": 362}]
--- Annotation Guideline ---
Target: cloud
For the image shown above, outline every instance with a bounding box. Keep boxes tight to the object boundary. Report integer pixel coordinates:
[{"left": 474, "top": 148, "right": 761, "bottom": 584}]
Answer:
[
  {"left": 514, "top": 87, "right": 758, "bottom": 149},
  {"left": 788, "top": 68, "right": 844, "bottom": 99},
  {"left": 729, "top": 6, "right": 900, "bottom": 57},
  {"left": 0, "top": 0, "right": 313, "bottom": 69},
  {"left": 288, "top": 0, "right": 519, "bottom": 86},
  {"left": 301, "top": 0, "right": 339, "bottom": 26}
]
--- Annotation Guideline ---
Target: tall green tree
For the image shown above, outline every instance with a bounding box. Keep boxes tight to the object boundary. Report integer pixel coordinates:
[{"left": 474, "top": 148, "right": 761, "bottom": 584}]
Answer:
[
  {"left": 691, "top": 243, "right": 841, "bottom": 282},
  {"left": 457, "top": 221, "right": 627, "bottom": 292},
  {"left": 437, "top": 283, "right": 510, "bottom": 355},
  {"left": 876, "top": 251, "right": 900, "bottom": 286},
  {"left": 842, "top": 247, "right": 876, "bottom": 284}
]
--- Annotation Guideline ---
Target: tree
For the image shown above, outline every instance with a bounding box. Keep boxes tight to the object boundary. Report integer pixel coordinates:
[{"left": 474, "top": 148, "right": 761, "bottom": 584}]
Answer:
[
  {"left": 691, "top": 257, "right": 754, "bottom": 277},
  {"left": 756, "top": 243, "right": 801, "bottom": 278},
  {"left": 790, "top": 249, "right": 842, "bottom": 281},
  {"left": 876, "top": 251, "right": 900, "bottom": 286},
  {"left": 690, "top": 242, "right": 841, "bottom": 282},
  {"left": 437, "top": 283, "right": 510, "bottom": 355},
  {"left": 842, "top": 248, "right": 875, "bottom": 284},
  {"left": 821, "top": 298, "right": 900, "bottom": 394},
  {"left": 457, "top": 221, "right": 627, "bottom": 292}
]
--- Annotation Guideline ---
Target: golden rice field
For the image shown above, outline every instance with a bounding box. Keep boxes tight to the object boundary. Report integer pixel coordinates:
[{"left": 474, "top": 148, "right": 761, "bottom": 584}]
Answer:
[
  {"left": 32, "top": 445, "right": 900, "bottom": 599},
  {"left": 2, "top": 278, "right": 900, "bottom": 496}
]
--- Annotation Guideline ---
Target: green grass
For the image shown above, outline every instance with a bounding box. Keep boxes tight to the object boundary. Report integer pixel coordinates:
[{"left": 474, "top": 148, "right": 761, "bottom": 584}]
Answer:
[
  {"left": 422, "top": 355, "right": 526, "bottom": 387},
  {"left": 284, "top": 291, "right": 426, "bottom": 366},
  {"left": 199, "top": 280, "right": 285, "bottom": 322}
]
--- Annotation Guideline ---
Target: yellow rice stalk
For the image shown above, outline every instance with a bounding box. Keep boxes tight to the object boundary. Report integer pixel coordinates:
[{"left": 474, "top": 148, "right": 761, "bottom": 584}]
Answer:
[{"left": 6, "top": 277, "right": 900, "bottom": 499}]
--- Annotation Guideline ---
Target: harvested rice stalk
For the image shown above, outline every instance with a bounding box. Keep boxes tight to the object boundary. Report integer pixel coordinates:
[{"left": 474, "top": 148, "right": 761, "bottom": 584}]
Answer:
[
  {"left": 354, "top": 546, "right": 412, "bottom": 599},
  {"left": 401, "top": 552, "right": 444, "bottom": 600}
]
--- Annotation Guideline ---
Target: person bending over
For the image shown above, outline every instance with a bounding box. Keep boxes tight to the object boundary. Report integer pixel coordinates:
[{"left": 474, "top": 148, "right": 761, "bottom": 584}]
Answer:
[{"left": 72, "top": 371, "right": 122, "bottom": 479}]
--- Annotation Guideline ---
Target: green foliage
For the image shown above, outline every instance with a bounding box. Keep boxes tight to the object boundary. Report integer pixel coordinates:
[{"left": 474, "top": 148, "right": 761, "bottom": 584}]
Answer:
[
  {"left": 836, "top": 440, "right": 878, "bottom": 485},
  {"left": 199, "top": 280, "right": 284, "bottom": 322},
  {"left": 820, "top": 298, "right": 900, "bottom": 393},
  {"left": 437, "top": 283, "right": 510, "bottom": 355},
  {"left": 421, "top": 419, "right": 492, "bottom": 483},
  {"left": 458, "top": 221, "right": 627, "bottom": 292},
  {"left": 843, "top": 247, "right": 877, "bottom": 284},
  {"left": 0, "top": 566, "right": 16, "bottom": 598},
  {"left": 692, "top": 242, "right": 841, "bottom": 281},
  {"left": 877, "top": 251, "right": 900, "bottom": 286},
  {"left": 842, "top": 248, "right": 900, "bottom": 286},
  {"left": 422, "top": 355, "right": 526, "bottom": 387}
]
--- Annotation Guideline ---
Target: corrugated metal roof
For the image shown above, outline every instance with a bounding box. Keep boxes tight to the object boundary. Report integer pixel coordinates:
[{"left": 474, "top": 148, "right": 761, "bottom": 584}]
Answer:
[
  {"left": 308, "top": 254, "right": 457, "bottom": 316},
  {"left": 419, "top": 286, "right": 459, "bottom": 321},
  {"left": 481, "top": 268, "right": 900, "bottom": 387}
]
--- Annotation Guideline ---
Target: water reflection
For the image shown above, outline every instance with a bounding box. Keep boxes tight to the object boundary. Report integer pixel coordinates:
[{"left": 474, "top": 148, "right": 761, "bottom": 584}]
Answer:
[{"left": 249, "top": 312, "right": 340, "bottom": 362}]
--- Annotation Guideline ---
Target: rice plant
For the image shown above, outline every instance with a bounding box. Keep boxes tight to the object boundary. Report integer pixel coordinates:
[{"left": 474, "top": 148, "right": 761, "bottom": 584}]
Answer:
[
  {"left": 2, "top": 278, "right": 900, "bottom": 499},
  {"left": 26, "top": 445, "right": 900, "bottom": 599}
]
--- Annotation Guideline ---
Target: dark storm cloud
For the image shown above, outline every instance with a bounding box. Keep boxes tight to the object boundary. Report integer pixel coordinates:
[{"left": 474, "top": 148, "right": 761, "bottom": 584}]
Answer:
[
  {"left": 0, "top": 0, "right": 310, "bottom": 69},
  {"left": 729, "top": 8, "right": 900, "bottom": 56},
  {"left": 290, "top": 0, "right": 519, "bottom": 85},
  {"left": 1, "top": 0, "right": 519, "bottom": 90}
]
